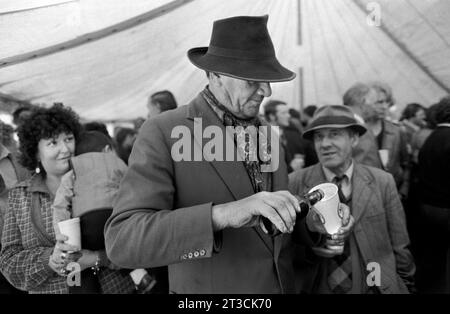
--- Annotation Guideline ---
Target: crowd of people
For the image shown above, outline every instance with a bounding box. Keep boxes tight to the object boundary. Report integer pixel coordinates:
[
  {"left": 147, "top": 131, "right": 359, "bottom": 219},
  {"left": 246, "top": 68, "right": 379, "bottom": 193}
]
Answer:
[{"left": 0, "top": 15, "right": 449, "bottom": 294}]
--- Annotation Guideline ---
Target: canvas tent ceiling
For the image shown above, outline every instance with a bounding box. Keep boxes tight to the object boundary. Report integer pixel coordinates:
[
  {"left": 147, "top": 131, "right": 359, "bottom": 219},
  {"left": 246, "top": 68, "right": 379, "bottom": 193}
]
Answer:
[{"left": 0, "top": 0, "right": 449, "bottom": 121}]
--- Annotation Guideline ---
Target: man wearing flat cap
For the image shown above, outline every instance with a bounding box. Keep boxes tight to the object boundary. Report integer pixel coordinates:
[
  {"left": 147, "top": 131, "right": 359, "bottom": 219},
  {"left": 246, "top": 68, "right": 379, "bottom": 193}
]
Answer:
[
  {"left": 105, "top": 16, "right": 351, "bottom": 293},
  {"left": 289, "top": 105, "right": 416, "bottom": 294}
]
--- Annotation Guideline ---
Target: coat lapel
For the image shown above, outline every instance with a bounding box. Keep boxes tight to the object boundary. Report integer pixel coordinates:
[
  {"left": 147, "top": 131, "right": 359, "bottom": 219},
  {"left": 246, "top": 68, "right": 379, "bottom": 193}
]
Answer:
[
  {"left": 186, "top": 94, "right": 274, "bottom": 252},
  {"left": 186, "top": 95, "right": 254, "bottom": 200},
  {"left": 303, "top": 164, "right": 328, "bottom": 194},
  {"left": 350, "top": 164, "right": 375, "bottom": 223}
]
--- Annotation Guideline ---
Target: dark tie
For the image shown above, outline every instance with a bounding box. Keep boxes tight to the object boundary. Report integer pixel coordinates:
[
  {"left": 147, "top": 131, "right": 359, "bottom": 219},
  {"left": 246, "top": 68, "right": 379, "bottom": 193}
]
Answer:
[
  {"left": 333, "top": 175, "right": 347, "bottom": 203},
  {"left": 327, "top": 175, "right": 352, "bottom": 293}
]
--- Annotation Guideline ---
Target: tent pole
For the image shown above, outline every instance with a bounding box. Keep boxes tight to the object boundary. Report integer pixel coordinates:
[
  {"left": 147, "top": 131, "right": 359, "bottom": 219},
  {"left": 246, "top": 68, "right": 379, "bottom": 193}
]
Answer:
[
  {"left": 298, "top": 67, "right": 304, "bottom": 111},
  {"left": 297, "top": 0, "right": 304, "bottom": 111}
]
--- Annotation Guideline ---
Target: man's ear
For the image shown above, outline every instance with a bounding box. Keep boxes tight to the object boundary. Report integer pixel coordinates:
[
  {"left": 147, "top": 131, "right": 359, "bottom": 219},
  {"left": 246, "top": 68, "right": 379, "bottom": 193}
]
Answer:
[
  {"left": 152, "top": 101, "right": 161, "bottom": 111},
  {"left": 350, "top": 133, "right": 360, "bottom": 148},
  {"left": 209, "top": 72, "right": 222, "bottom": 87},
  {"left": 268, "top": 113, "right": 277, "bottom": 123}
]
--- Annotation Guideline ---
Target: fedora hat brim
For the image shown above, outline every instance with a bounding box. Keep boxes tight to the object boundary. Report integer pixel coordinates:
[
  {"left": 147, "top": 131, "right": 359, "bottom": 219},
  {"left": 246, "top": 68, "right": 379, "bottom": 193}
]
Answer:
[
  {"left": 303, "top": 123, "right": 367, "bottom": 141},
  {"left": 188, "top": 47, "right": 296, "bottom": 82}
]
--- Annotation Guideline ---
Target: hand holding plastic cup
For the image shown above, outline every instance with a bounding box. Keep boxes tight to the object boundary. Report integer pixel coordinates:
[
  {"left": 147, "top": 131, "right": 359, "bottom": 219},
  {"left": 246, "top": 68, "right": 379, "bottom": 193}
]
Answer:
[
  {"left": 57, "top": 217, "right": 82, "bottom": 252},
  {"left": 308, "top": 183, "right": 344, "bottom": 253}
]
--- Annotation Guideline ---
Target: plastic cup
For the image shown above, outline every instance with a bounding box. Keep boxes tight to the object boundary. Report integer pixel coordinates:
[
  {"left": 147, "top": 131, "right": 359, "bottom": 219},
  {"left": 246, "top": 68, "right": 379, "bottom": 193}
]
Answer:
[
  {"left": 379, "top": 149, "right": 389, "bottom": 168},
  {"left": 130, "top": 269, "right": 148, "bottom": 285},
  {"left": 294, "top": 153, "right": 305, "bottom": 160},
  {"left": 57, "top": 217, "right": 81, "bottom": 251},
  {"left": 309, "top": 183, "right": 345, "bottom": 253},
  {"left": 308, "top": 183, "right": 342, "bottom": 235}
]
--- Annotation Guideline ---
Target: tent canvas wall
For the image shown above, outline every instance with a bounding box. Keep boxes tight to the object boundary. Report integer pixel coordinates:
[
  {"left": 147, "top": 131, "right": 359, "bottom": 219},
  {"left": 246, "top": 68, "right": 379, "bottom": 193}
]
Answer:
[{"left": 1, "top": 0, "right": 449, "bottom": 121}]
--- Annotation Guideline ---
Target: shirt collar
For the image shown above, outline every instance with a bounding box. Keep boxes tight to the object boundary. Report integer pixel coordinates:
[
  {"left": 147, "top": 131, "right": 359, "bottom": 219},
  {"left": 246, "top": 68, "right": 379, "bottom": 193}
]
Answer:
[
  {"left": 322, "top": 160, "right": 354, "bottom": 182},
  {"left": 0, "top": 144, "right": 11, "bottom": 160},
  {"left": 353, "top": 113, "right": 365, "bottom": 125},
  {"left": 201, "top": 85, "right": 225, "bottom": 123},
  {"left": 18, "top": 173, "right": 52, "bottom": 195}
]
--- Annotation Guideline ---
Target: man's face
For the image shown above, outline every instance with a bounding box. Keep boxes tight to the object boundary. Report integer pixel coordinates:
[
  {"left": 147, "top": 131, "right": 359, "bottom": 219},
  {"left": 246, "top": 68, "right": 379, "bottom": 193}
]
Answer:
[
  {"left": 123, "top": 133, "right": 137, "bottom": 150},
  {"left": 275, "top": 105, "right": 291, "bottom": 127},
  {"left": 314, "top": 128, "right": 358, "bottom": 173},
  {"left": 412, "top": 109, "right": 426, "bottom": 127},
  {"left": 364, "top": 89, "right": 389, "bottom": 120},
  {"left": 147, "top": 101, "right": 161, "bottom": 119},
  {"left": 217, "top": 75, "right": 272, "bottom": 119}
]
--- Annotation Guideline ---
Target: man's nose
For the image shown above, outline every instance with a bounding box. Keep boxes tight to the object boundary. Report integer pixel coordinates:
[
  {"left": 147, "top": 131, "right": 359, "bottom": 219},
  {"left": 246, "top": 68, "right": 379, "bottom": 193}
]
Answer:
[
  {"left": 379, "top": 101, "right": 389, "bottom": 109},
  {"left": 257, "top": 82, "right": 272, "bottom": 97},
  {"left": 320, "top": 136, "right": 332, "bottom": 147}
]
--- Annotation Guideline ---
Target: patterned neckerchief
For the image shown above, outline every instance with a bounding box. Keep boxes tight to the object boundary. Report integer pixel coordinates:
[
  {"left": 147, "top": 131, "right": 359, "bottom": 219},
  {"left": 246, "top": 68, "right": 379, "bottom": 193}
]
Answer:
[{"left": 201, "top": 86, "right": 271, "bottom": 193}]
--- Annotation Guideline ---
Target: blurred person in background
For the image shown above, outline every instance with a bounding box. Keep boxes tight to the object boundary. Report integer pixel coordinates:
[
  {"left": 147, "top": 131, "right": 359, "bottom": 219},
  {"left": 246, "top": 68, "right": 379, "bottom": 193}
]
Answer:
[
  {"left": 83, "top": 121, "right": 111, "bottom": 138},
  {"left": 400, "top": 103, "right": 427, "bottom": 156},
  {"left": 367, "top": 82, "right": 409, "bottom": 198},
  {"left": 344, "top": 82, "right": 409, "bottom": 198},
  {"left": 133, "top": 117, "right": 146, "bottom": 131},
  {"left": 406, "top": 103, "right": 439, "bottom": 276},
  {"left": 343, "top": 83, "right": 383, "bottom": 169},
  {"left": 301, "top": 105, "right": 317, "bottom": 128},
  {"left": 114, "top": 127, "right": 137, "bottom": 165},
  {"left": 12, "top": 106, "right": 36, "bottom": 129},
  {"left": 416, "top": 96, "right": 450, "bottom": 294},
  {"left": 264, "top": 100, "right": 317, "bottom": 173},
  {"left": 288, "top": 108, "right": 304, "bottom": 133},
  {"left": 0, "top": 122, "right": 18, "bottom": 155},
  {"left": 147, "top": 90, "right": 178, "bottom": 119},
  {"left": 411, "top": 103, "right": 439, "bottom": 164},
  {"left": 0, "top": 122, "right": 30, "bottom": 293},
  {"left": 369, "top": 81, "right": 397, "bottom": 122}
]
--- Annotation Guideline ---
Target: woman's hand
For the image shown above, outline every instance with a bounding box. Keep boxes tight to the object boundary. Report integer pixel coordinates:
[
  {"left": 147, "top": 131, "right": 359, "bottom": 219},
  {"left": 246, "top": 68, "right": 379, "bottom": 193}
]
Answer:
[
  {"left": 312, "top": 244, "right": 344, "bottom": 258},
  {"left": 48, "top": 234, "right": 80, "bottom": 276},
  {"left": 67, "top": 250, "right": 97, "bottom": 271},
  {"left": 69, "top": 250, "right": 111, "bottom": 271}
]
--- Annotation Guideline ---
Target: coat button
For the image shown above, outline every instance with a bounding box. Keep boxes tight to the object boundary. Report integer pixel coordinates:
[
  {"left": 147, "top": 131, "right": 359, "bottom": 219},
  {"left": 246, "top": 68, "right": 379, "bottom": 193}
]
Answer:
[
  {"left": 200, "top": 249, "right": 206, "bottom": 256},
  {"left": 188, "top": 252, "right": 193, "bottom": 259},
  {"left": 194, "top": 251, "right": 200, "bottom": 258}
]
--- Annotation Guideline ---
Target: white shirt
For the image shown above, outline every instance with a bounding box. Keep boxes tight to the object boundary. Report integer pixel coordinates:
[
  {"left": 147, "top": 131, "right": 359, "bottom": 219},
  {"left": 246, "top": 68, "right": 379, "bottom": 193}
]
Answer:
[{"left": 353, "top": 113, "right": 365, "bottom": 125}]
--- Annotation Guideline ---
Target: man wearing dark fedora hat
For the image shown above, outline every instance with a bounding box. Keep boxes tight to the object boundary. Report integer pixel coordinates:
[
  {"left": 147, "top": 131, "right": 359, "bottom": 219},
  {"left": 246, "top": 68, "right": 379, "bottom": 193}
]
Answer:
[
  {"left": 105, "top": 15, "right": 346, "bottom": 293},
  {"left": 289, "top": 105, "right": 415, "bottom": 294}
]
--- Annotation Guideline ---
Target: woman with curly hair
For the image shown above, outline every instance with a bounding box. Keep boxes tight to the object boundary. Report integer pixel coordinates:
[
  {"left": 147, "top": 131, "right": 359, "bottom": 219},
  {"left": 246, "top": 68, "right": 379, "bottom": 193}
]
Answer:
[
  {"left": 0, "top": 104, "right": 133, "bottom": 294},
  {"left": 0, "top": 104, "right": 81, "bottom": 293}
]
